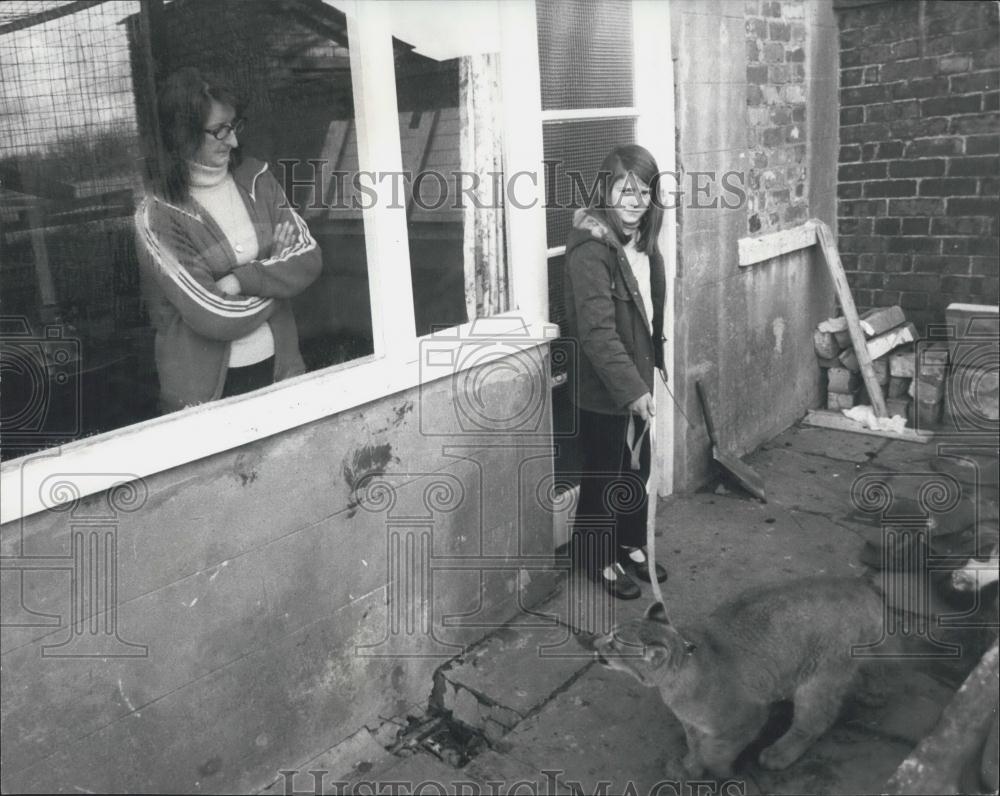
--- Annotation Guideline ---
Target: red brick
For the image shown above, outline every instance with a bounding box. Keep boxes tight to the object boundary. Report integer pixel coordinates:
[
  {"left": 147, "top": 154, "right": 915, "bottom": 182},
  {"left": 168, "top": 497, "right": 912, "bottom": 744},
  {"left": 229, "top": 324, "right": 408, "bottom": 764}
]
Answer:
[
  {"left": 888, "top": 198, "right": 946, "bottom": 215},
  {"left": 921, "top": 95, "right": 983, "bottom": 116},
  {"left": 886, "top": 273, "right": 940, "bottom": 292},
  {"left": 881, "top": 59, "right": 938, "bottom": 83},
  {"left": 919, "top": 178, "right": 979, "bottom": 196},
  {"left": 947, "top": 156, "right": 1000, "bottom": 177},
  {"left": 768, "top": 21, "right": 791, "bottom": 41},
  {"left": 842, "top": 123, "right": 894, "bottom": 144},
  {"left": 864, "top": 180, "right": 917, "bottom": 198},
  {"left": 874, "top": 217, "right": 900, "bottom": 235},
  {"left": 877, "top": 141, "right": 905, "bottom": 159},
  {"left": 969, "top": 258, "right": 997, "bottom": 277},
  {"left": 938, "top": 55, "right": 973, "bottom": 74},
  {"left": 949, "top": 114, "right": 1000, "bottom": 135},
  {"left": 838, "top": 182, "right": 863, "bottom": 199},
  {"left": 948, "top": 197, "right": 1000, "bottom": 215},
  {"left": 930, "top": 217, "right": 992, "bottom": 236},
  {"left": 840, "top": 199, "right": 888, "bottom": 217},
  {"left": 966, "top": 135, "right": 1000, "bottom": 154},
  {"left": 950, "top": 71, "right": 1000, "bottom": 94},
  {"left": 906, "top": 138, "right": 963, "bottom": 157},
  {"left": 890, "top": 77, "right": 950, "bottom": 100},
  {"left": 890, "top": 118, "right": 950, "bottom": 139},
  {"left": 840, "top": 106, "right": 864, "bottom": 125},
  {"left": 900, "top": 292, "right": 930, "bottom": 310},
  {"left": 889, "top": 159, "right": 946, "bottom": 178},
  {"left": 839, "top": 144, "right": 862, "bottom": 163},
  {"left": 841, "top": 85, "right": 890, "bottom": 105},
  {"left": 901, "top": 217, "right": 929, "bottom": 235},
  {"left": 839, "top": 162, "right": 888, "bottom": 181},
  {"left": 913, "top": 255, "right": 971, "bottom": 274},
  {"left": 883, "top": 254, "right": 912, "bottom": 272},
  {"left": 887, "top": 236, "right": 942, "bottom": 254}
]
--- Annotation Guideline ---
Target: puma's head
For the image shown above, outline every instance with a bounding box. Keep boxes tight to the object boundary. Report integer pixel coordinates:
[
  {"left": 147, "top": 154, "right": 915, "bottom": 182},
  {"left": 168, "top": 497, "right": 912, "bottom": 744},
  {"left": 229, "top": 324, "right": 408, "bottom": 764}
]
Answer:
[{"left": 593, "top": 602, "right": 698, "bottom": 687}]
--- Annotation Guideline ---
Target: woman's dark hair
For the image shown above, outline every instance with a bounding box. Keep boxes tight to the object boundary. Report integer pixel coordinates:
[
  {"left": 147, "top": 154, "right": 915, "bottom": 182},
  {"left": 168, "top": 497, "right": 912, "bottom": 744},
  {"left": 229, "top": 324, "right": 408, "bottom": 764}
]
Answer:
[
  {"left": 592, "top": 144, "right": 663, "bottom": 257},
  {"left": 152, "top": 67, "right": 241, "bottom": 203}
]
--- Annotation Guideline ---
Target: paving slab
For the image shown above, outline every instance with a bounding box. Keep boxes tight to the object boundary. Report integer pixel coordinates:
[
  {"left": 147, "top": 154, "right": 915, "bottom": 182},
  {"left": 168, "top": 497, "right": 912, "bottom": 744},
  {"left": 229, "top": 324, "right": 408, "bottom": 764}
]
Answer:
[
  {"left": 758, "top": 424, "right": 886, "bottom": 464},
  {"left": 349, "top": 751, "right": 478, "bottom": 795},
  {"left": 743, "top": 445, "right": 871, "bottom": 519},
  {"left": 497, "top": 663, "right": 692, "bottom": 795},
  {"left": 463, "top": 749, "right": 576, "bottom": 794},
  {"left": 435, "top": 613, "right": 594, "bottom": 740}
]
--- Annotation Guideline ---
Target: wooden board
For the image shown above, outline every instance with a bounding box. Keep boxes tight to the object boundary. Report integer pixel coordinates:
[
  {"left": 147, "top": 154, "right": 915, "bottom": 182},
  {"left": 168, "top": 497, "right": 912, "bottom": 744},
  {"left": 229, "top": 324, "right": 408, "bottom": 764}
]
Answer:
[
  {"left": 802, "top": 409, "right": 932, "bottom": 443},
  {"left": 814, "top": 221, "right": 890, "bottom": 417},
  {"left": 738, "top": 220, "right": 818, "bottom": 267}
]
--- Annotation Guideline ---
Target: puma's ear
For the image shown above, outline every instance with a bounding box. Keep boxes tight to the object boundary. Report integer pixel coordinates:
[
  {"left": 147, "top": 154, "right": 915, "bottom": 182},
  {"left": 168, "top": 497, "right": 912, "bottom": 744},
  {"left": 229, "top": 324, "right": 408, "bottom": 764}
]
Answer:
[{"left": 645, "top": 601, "right": 671, "bottom": 624}]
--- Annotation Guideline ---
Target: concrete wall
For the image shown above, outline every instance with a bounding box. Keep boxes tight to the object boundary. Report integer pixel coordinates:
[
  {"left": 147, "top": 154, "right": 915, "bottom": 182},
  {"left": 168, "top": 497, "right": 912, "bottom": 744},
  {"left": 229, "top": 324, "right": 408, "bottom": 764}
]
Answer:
[
  {"left": 669, "top": 0, "right": 839, "bottom": 491},
  {"left": 834, "top": 0, "right": 1000, "bottom": 336},
  {"left": 0, "top": 354, "right": 556, "bottom": 793}
]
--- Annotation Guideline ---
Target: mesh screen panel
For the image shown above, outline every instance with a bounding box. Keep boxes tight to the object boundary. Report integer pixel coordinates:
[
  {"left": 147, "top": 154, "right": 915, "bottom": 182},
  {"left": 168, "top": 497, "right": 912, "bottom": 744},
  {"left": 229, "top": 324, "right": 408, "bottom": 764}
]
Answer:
[
  {"left": 543, "top": 116, "right": 635, "bottom": 248},
  {"left": 536, "top": 0, "right": 633, "bottom": 111}
]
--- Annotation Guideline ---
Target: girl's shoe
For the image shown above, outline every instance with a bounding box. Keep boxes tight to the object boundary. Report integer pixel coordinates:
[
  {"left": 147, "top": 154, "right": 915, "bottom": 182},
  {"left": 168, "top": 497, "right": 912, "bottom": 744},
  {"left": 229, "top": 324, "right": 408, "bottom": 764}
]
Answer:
[{"left": 623, "top": 546, "right": 668, "bottom": 584}]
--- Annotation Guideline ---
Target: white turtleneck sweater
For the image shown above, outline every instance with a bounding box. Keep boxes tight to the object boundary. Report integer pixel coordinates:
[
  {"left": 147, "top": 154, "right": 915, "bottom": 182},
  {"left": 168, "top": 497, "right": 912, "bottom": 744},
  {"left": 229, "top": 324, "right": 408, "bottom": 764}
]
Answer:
[{"left": 188, "top": 160, "right": 275, "bottom": 367}]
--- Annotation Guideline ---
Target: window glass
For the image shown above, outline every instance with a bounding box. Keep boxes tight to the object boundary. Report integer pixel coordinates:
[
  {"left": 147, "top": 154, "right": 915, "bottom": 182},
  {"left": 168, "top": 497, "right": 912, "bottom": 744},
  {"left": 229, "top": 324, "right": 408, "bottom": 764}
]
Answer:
[
  {"left": 389, "top": 2, "right": 508, "bottom": 336},
  {"left": 543, "top": 117, "right": 636, "bottom": 249},
  {"left": 1, "top": 1, "right": 150, "bottom": 459},
  {"left": 536, "top": 0, "right": 633, "bottom": 112},
  {"left": 0, "top": 0, "right": 373, "bottom": 459}
]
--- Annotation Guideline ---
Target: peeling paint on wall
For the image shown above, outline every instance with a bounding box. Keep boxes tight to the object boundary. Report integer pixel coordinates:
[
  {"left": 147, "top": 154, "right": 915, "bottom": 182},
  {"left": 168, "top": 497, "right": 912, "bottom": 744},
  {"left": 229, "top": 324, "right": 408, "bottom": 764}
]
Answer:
[
  {"left": 344, "top": 444, "right": 399, "bottom": 516},
  {"left": 232, "top": 450, "right": 264, "bottom": 487}
]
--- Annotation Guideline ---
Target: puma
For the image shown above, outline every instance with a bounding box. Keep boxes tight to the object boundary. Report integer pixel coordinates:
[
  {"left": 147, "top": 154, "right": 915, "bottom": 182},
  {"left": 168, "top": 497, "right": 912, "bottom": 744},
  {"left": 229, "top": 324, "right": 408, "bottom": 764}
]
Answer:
[{"left": 593, "top": 577, "right": 887, "bottom": 778}]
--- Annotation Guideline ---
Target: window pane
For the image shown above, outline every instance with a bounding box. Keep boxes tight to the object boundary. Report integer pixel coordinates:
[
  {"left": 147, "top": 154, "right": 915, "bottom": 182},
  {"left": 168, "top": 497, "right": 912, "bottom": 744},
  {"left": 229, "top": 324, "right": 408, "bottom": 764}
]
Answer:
[
  {"left": 1, "top": 1, "right": 151, "bottom": 460},
  {"left": 152, "top": 0, "right": 374, "bottom": 376},
  {"left": 543, "top": 117, "right": 636, "bottom": 249},
  {"left": 536, "top": 0, "right": 634, "bottom": 111},
  {"left": 0, "top": 0, "right": 374, "bottom": 459},
  {"left": 390, "top": 2, "right": 508, "bottom": 336}
]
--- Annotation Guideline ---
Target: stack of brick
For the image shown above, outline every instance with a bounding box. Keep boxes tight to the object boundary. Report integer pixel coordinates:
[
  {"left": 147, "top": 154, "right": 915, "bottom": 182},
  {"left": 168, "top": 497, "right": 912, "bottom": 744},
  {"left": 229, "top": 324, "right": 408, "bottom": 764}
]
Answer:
[
  {"left": 814, "top": 305, "right": 919, "bottom": 412},
  {"left": 887, "top": 343, "right": 950, "bottom": 427},
  {"left": 943, "top": 303, "right": 1000, "bottom": 430}
]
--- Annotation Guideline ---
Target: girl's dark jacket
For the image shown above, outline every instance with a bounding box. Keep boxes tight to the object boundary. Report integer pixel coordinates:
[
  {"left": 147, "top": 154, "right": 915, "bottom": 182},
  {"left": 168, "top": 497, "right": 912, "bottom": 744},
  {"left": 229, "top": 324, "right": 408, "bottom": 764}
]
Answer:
[{"left": 563, "top": 208, "right": 666, "bottom": 415}]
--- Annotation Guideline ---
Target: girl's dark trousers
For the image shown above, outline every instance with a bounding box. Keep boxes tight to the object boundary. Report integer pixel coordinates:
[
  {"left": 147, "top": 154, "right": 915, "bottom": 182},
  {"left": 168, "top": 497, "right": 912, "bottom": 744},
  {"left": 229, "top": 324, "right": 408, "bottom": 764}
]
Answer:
[{"left": 572, "top": 406, "right": 651, "bottom": 576}]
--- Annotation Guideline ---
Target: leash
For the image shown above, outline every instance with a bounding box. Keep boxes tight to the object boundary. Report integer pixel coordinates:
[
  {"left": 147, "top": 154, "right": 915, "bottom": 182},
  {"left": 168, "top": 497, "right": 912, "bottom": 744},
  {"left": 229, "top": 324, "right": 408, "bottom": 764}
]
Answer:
[{"left": 626, "top": 370, "right": 689, "bottom": 608}]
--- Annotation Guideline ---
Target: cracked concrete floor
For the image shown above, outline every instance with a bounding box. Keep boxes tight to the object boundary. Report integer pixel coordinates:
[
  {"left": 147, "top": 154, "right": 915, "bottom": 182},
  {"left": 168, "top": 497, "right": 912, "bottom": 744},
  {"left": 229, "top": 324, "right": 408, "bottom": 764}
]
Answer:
[{"left": 286, "top": 423, "right": 998, "bottom": 795}]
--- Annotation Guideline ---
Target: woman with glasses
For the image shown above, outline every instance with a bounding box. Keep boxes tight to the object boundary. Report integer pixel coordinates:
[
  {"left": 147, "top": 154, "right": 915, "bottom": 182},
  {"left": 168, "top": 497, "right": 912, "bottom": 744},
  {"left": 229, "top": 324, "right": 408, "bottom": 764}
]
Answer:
[
  {"left": 135, "top": 67, "right": 321, "bottom": 413},
  {"left": 564, "top": 144, "right": 669, "bottom": 600}
]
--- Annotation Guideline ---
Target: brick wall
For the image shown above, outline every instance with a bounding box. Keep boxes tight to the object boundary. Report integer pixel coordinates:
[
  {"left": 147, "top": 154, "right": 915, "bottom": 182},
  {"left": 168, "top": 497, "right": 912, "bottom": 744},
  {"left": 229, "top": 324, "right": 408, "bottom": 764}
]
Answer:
[
  {"left": 836, "top": 0, "right": 1000, "bottom": 335},
  {"left": 746, "top": 0, "right": 810, "bottom": 234}
]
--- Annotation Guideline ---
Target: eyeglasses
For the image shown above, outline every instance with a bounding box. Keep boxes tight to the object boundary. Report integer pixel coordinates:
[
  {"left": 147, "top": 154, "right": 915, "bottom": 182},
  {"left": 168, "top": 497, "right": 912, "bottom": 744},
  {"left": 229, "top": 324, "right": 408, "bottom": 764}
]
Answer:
[{"left": 204, "top": 118, "right": 245, "bottom": 140}]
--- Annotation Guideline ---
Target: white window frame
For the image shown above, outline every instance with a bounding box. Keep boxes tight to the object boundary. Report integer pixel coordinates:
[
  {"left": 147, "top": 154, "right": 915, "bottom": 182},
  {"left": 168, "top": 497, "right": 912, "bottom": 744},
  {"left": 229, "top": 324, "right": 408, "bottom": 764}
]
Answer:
[{"left": 1, "top": 0, "right": 549, "bottom": 524}]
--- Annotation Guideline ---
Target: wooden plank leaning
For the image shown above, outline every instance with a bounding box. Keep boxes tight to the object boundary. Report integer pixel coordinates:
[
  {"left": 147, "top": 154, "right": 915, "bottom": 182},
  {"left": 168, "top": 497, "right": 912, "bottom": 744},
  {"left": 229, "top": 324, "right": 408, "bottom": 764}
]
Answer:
[{"left": 813, "top": 220, "right": 889, "bottom": 418}]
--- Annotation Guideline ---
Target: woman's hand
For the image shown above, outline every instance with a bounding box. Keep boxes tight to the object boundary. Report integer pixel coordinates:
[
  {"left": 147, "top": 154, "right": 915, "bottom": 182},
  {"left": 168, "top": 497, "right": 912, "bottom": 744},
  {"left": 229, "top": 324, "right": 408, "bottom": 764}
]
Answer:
[
  {"left": 215, "top": 273, "right": 241, "bottom": 295},
  {"left": 272, "top": 220, "right": 295, "bottom": 255},
  {"left": 627, "top": 392, "right": 655, "bottom": 422}
]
